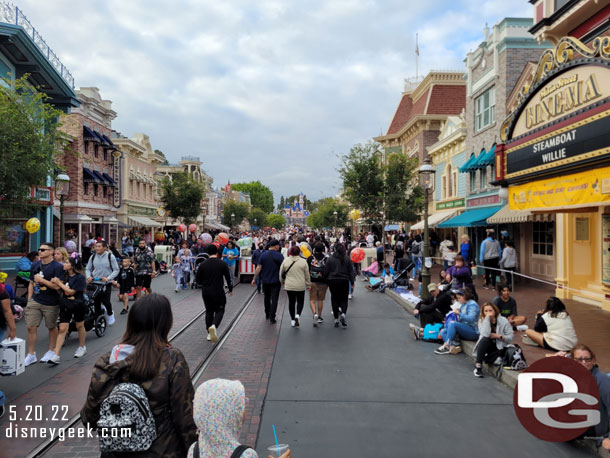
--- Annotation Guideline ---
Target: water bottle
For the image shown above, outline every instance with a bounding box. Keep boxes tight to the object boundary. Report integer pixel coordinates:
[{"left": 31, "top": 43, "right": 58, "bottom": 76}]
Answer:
[{"left": 34, "top": 271, "right": 43, "bottom": 294}]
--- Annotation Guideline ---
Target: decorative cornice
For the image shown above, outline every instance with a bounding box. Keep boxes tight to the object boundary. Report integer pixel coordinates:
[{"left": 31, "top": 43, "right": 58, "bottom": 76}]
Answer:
[{"left": 500, "top": 35, "right": 610, "bottom": 142}]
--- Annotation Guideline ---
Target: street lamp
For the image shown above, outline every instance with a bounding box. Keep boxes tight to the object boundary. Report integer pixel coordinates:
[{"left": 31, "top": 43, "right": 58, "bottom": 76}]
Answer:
[
  {"left": 254, "top": 218, "right": 257, "bottom": 229},
  {"left": 55, "top": 173, "right": 70, "bottom": 246},
  {"left": 231, "top": 212, "right": 235, "bottom": 230},
  {"left": 333, "top": 211, "right": 338, "bottom": 237},
  {"left": 418, "top": 157, "right": 435, "bottom": 300}
]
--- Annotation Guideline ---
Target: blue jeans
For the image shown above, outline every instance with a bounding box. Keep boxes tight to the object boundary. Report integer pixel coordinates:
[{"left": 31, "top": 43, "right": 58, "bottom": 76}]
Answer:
[
  {"left": 362, "top": 271, "right": 375, "bottom": 279},
  {"left": 412, "top": 256, "right": 421, "bottom": 279},
  {"left": 255, "top": 274, "right": 262, "bottom": 292},
  {"left": 441, "top": 321, "right": 478, "bottom": 346}
]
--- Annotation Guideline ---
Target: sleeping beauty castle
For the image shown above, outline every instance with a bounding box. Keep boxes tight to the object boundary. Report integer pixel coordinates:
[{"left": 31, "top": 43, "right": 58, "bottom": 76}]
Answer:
[{"left": 283, "top": 193, "right": 310, "bottom": 227}]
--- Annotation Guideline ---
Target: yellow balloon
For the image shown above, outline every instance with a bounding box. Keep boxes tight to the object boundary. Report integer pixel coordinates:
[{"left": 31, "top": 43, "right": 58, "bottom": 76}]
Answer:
[
  {"left": 300, "top": 243, "right": 311, "bottom": 258},
  {"left": 350, "top": 209, "right": 361, "bottom": 221},
  {"left": 25, "top": 217, "right": 41, "bottom": 234}
]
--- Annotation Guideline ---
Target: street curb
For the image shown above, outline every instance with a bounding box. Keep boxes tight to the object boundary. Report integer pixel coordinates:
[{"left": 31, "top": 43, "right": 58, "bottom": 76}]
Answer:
[{"left": 385, "top": 288, "right": 608, "bottom": 458}]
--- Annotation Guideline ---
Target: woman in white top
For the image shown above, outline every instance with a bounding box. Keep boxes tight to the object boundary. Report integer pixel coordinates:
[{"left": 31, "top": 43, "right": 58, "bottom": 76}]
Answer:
[{"left": 523, "top": 296, "right": 578, "bottom": 351}]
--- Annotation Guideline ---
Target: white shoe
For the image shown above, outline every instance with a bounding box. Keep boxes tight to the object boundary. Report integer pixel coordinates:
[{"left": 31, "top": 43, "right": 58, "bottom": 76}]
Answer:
[
  {"left": 516, "top": 324, "right": 529, "bottom": 332},
  {"left": 107, "top": 314, "right": 115, "bottom": 326},
  {"left": 74, "top": 346, "right": 87, "bottom": 358},
  {"left": 47, "top": 354, "right": 60, "bottom": 365},
  {"left": 206, "top": 334, "right": 212, "bottom": 341},
  {"left": 24, "top": 353, "right": 37, "bottom": 366},
  {"left": 208, "top": 325, "right": 218, "bottom": 342},
  {"left": 313, "top": 314, "right": 318, "bottom": 327},
  {"left": 40, "top": 350, "right": 55, "bottom": 363},
  {"left": 348, "top": 294, "right": 353, "bottom": 299},
  {"left": 291, "top": 320, "right": 296, "bottom": 327}
]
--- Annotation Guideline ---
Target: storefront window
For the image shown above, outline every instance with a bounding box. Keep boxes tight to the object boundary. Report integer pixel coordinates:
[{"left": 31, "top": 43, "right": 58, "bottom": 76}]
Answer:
[
  {"left": 469, "top": 171, "right": 476, "bottom": 193},
  {"left": 475, "top": 87, "right": 495, "bottom": 131},
  {"left": 533, "top": 221, "right": 554, "bottom": 256},
  {"left": 0, "top": 221, "right": 28, "bottom": 254},
  {"left": 480, "top": 167, "right": 487, "bottom": 189}
]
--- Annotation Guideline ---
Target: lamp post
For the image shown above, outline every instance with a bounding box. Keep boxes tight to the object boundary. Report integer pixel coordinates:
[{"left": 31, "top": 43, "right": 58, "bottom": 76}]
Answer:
[
  {"left": 55, "top": 173, "right": 70, "bottom": 246},
  {"left": 419, "top": 157, "right": 435, "bottom": 300},
  {"left": 333, "top": 211, "right": 338, "bottom": 237},
  {"left": 231, "top": 212, "right": 235, "bottom": 230},
  {"left": 254, "top": 218, "right": 257, "bottom": 230}
]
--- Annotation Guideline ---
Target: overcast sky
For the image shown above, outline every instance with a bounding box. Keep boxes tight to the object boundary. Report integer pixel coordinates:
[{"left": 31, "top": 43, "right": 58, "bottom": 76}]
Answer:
[{"left": 16, "top": 0, "right": 530, "bottom": 203}]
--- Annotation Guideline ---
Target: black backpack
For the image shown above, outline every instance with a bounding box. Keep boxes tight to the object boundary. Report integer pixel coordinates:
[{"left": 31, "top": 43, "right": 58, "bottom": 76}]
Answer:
[
  {"left": 193, "top": 441, "right": 252, "bottom": 458},
  {"left": 97, "top": 382, "right": 157, "bottom": 452},
  {"left": 309, "top": 254, "right": 327, "bottom": 280},
  {"left": 496, "top": 344, "right": 527, "bottom": 378}
]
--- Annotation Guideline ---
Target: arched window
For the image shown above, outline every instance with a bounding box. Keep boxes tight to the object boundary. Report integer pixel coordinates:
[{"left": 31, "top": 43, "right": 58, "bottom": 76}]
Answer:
[{"left": 447, "top": 164, "right": 453, "bottom": 198}]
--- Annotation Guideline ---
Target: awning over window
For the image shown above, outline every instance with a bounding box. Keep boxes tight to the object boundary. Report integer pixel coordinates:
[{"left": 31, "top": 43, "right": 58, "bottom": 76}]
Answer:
[
  {"left": 437, "top": 205, "right": 503, "bottom": 228},
  {"left": 486, "top": 204, "right": 532, "bottom": 224},
  {"left": 459, "top": 154, "right": 478, "bottom": 173},
  {"left": 384, "top": 224, "right": 400, "bottom": 231},
  {"left": 410, "top": 210, "right": 458, "bottom": 231},
  {"left": 91, "top": 170, "right": 111, "bottom": 185},
  {"left": 102, "top": 134, "right": 116, "bottom": 149},
  {"left": 216, "top": 223, "right": 230, "bottom": 231},
  {"left": 471, "top": 144, "right": 496, "bottom": 170},
  {"left": 102, "top": 173, "right": 117, "bottom": 186},
  {"left": 128, "top": 216, "right": 162, "bottom": 228},
  {"left": 83, "top": 168, "right": 101, "bottom": 183},
  {"left": 93, "top": 131, "right": 110, "bottom": 146},
  {"left": 83, "top": 126, "right": 99, "bottom": 142}
]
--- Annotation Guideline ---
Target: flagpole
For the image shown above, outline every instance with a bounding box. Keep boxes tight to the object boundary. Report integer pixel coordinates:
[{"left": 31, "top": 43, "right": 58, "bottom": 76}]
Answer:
[{"left": 415, "top": 32, "right": 419, "bottom": 80}]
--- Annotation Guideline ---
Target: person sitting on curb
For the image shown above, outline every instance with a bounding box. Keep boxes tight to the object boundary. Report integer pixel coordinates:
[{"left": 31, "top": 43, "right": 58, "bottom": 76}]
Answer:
[
  {"left": 435, "top": 288, "right": 479, "bottom": 355},
  {"left": 522, "top": 296, "right": 578, "bottom": 352},
  {"left": 361, "top": 260, "right": 379, "bottom": 281},
  {"left": 366, "top": 263, "right": 394, "bottom": 292},
  {"left": 472, "top": 302, "right": 514, "bottom": 378},
  {"left": 492, "top": 285, "right": 527, "bottom": 330},
  {"left": 549, "top": 344, "right": 610, "bottom": 451},
  {"left": 410, "top": 282, "right": 453, "bottom": 340}
]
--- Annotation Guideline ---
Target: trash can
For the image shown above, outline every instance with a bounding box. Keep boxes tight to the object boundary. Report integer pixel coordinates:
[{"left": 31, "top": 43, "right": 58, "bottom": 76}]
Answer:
[{"left": 154, "top": 245, "right": 173, "bottom": 266}]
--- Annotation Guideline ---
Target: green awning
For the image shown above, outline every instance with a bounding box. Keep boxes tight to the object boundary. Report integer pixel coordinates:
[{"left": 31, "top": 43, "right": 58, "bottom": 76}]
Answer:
[
  {"left": 437, "top": 205, "right": 503, "bottom": 228},
  {"left": 471, "top": 144, "right": 496, "bottom": 170},
  {"left": 459, "top": 153, "right": 478, "bottom": 173}
]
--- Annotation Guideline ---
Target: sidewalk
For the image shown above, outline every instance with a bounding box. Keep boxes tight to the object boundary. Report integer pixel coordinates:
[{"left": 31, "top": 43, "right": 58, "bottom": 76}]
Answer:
[{"left": 404, "top": 264, "right": 610, "bottom": 372}]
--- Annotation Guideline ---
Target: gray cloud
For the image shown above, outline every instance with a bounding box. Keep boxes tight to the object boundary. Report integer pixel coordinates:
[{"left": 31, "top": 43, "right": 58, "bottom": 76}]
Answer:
[{"left": 16, "top": 0, "right": 531, "bottom": 202}]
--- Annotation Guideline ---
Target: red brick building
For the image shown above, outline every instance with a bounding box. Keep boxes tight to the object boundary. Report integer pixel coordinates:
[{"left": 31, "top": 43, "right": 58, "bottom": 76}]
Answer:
[{"left": 57, "top": 87, "right": 121, "bottom": 250}]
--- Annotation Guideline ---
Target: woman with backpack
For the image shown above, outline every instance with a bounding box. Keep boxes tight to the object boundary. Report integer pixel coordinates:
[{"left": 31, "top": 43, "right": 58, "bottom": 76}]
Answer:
[
  {"left": 307, "top": 242, "right": 328, "bottom": 326},
  {"left": 81, "top": 294, "right": 197, "bottom": 457},
  {"left": 323, "top": 243, "right": 355, "bottom": 327},
  {"left": 472, "top": 302, "right": 513, "bottom": 378},
  {"left": 410, "top": 235, "right": 423, "bottom": 280},
  {"left": 280, "top": 246, "right": 311, "bottom": 328}
]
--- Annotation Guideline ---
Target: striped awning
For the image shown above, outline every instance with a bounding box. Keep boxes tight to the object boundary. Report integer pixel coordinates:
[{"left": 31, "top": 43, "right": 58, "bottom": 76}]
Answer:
[
  {"left": 486, "top": 205, "right": 532, "bottom": 224},
  {"left": 410, "top": 210, "right": 458, "bottom": 230}
]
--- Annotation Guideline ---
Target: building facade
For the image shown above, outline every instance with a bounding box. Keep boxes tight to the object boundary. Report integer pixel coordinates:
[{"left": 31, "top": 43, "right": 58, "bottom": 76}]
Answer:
[
  {"left": 113, "top": 133, "right": 164, "bottom": 237},
  {"left": 495, "top": 1, "right": 610, "bottom": 310},
  {"left": 440, "top": 18, "right": 550, "bottom": 275},
  {"left": 57, "top": 88, "right": 120, "bottom": 249},
  {"left": 0, "top": 3, "right": 79, "bottom": 272}
]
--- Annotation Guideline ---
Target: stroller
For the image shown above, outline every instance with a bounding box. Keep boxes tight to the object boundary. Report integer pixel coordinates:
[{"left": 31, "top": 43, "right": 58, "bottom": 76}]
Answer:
[
  {"left": 191, "top": 253, "right": 209, "bottom": 289},
  {"left": 393, "top": 256, "right": 415, "bottom": 289},
  {"left": 65, "top": 281, "right": 107, "bottom": 339}
]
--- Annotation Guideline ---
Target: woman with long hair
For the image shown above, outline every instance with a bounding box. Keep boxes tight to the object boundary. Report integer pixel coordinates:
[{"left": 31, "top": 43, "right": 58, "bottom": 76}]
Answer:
[
  {"left": 280, "top": 245, "right": 311, "bottom": 327},
  {"left": 53, "top": 247, "right": 69, "bottom": 264},
  {"left": 445, "top": 255, "right": 478, "bottom": 301},
  {"left": 523, "top": 296, "right": 578, "bottom": 351},
  {"left": 472, "top": 302, "right": 513, "bottom": 378},
  {"left": 49, "top": 256, "right": 87, "bottom": 363},
  {"left": 81, "top": 294, "right": 197, "bottom": 457},
  {"left": 323, "top": 243, "right": 355, "bottom": 327},
  {"left": 435, "top": 288, "right": 480, "bottom": 355}
]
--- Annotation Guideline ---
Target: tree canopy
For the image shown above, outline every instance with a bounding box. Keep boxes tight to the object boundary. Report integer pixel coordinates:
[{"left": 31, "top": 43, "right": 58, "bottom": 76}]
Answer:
[
  {"left": 222, "top": 200, "right": 249, "bottom": 228},
  {"left": 159, "top": 172, "right": 204, "bottom": 224},
  {"left": 231, "top": 181, "right": 274, "bottom": 213},
  {"left": 306, "top": 198, "right": 348, "bottom": 229},
  {"left": 248, "top": 207, "right": 267, "bottom": 228},
  {"left": 0, "top": 76, "right": 67, "bottom": 207},
  {"left": 266, "top": 213, "right": 286, "bottom": 230}
]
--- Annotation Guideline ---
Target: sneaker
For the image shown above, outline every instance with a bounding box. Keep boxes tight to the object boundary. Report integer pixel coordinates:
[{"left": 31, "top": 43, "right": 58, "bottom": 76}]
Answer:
[
  {"left": 449, "top": 345, "right": 462, "bottom": 354},
  {"left": 208, "top": 325, "right": 218, "bottom": 343},
  {"left": 47, "top": 354, "right": 61, "bottom": 365},
  {"left": 206, "top": 334, "right": 212, "bottom": 341},
  {"left": 175, "top": 288, "right": 179, "bottom": 293},
  {"left": 334, "top": 319, "right": 340, "bottom": 328},
  {"left": 40, "top": 350, "right": 55, "bottom": 363},
  {"left": 295, "top": 314, "right": 300, "bottom": 327},
  {"left": 74, "top": 346, "right": 87, "bottom": 358},
  {"left": 521, "top": 335, "right": 538, "bottom": 346},
  {"left": 291, "top": 320, "right": 296, "bottom": 327},
  {"left": 24, "top": 353, "right": 37, "bottom": 366},
  {"left": 182, "top": 285, "right": 188, "bottom": 290},
  {"left": 434, "top": 346, "right": 450, "bottom": 355},
  {"left": 516, "top": 324, "right": 529, "bottom": 332},
  {"left": 317, "top": 317, "right": 324, "bottom": 324},
  {"left": 482, "top": 285, "right": 489, "bottom": 290},
  {"left": 348, "top": 294, "right": 353, "bottom": 299},
  {"left": 474, "top": 366, "right": 484, "bottom": 378},
  {"left": 107, "top": 314, "right": 115, "bottom": 326},
  {"left": 409, "top": 323, "right": 420, "bottom": 341},
  {"left": 120, "top": 308, "right": 128, "bottom": 315},
  {"left": 340, "top": 313, "right": 347, "bottom": 327},
  {"left": 313, "top": 314, "right": 318, "bottom": 327}
]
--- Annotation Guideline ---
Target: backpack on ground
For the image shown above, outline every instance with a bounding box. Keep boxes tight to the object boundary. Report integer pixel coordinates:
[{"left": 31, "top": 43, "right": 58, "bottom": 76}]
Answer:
[
  {"left": 97, "top": 382, "right": 157, "bottom": 452},
  {"left": 503, "top": 344, "right": 527, "bottom": 370},
  {"left": 310, "top": 255, "right": 327, "bottom": 280},
  {"left": 422, "top": 323, "right": 443, "bottom": 342}
]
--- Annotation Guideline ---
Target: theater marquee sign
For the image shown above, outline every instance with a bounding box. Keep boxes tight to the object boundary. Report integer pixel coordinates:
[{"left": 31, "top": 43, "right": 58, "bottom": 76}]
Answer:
[{"left": 501, "top": 37, "right": 610, "bottom": 181}]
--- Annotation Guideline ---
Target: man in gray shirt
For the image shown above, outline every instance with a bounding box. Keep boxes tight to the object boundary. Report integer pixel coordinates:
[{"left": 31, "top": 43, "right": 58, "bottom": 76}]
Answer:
[{"left": 86, "top": 240, "right": 120, "bottom": 325}]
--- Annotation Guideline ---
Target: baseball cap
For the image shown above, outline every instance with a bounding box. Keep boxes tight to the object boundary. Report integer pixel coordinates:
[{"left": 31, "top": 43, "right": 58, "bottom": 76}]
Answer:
[
  {"left": 427, "top": 282, "right": 437, "bottom": 293},
  {"left": 268, "top": 239, "right": 280, "bottom": 247}
]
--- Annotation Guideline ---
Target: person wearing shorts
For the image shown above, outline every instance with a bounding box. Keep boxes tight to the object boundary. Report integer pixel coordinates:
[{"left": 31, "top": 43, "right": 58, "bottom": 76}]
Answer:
[
  {"left": 134, "top": 240, "right": 156, "bottom": 298},
  {"left": 307, "top": 242, "right": 328, "bottom": 327},
  {"left": 113, "top": 257, "right": 136, "bottom": 314},
  {"left": 25, "top": 242, "right": 64, "bottom": 366},
  {"left": 49, "top": 256, "right": 87, "bottom": 364}
]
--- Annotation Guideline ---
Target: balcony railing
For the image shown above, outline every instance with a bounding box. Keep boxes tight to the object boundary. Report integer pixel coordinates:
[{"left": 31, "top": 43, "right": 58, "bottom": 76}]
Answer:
[
  {"left": 181, "top": 155, "right": 200, "bottom": 162},
  {"left": 0, "top": 3, "right": 75, "bottom": 88}
]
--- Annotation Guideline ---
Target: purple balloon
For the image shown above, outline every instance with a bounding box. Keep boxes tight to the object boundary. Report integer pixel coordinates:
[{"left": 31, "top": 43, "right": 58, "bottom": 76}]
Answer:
[
  {"left": 64, "top": 240, "right": 77, "bottom": 252},
  {"left": 201, "top": 233, "right": 213, "bottom": 243}
]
